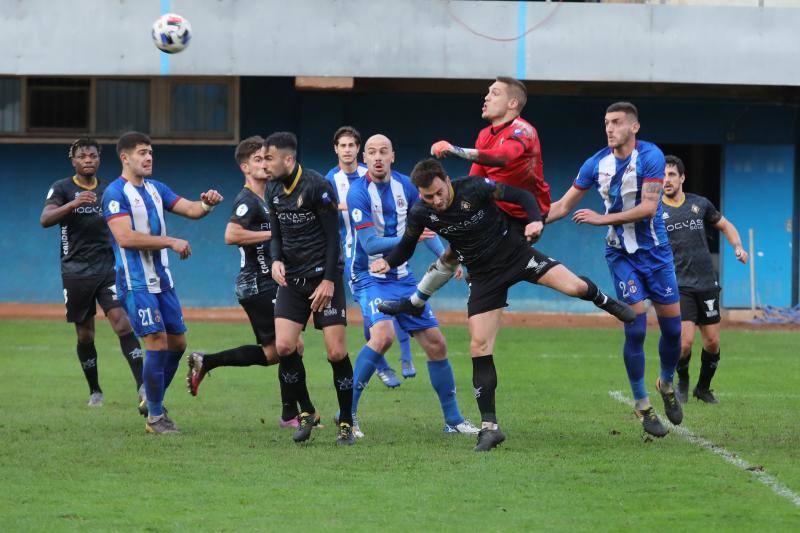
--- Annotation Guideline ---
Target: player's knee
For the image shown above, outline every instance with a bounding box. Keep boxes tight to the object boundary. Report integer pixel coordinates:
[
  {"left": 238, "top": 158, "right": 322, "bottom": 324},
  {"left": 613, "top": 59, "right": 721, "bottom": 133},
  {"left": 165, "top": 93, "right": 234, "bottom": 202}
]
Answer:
[
  {"left": 680, "top": 341, "right": 693, "bottom": 358},
  {"left": 369, "top": 331, "right": 394, "bottom": 354},
  {"left": 704, "top": 337, "right": 720, "bottom": 354},
  {"left": 623, "top": 315, "right": 647, "bottom": 347},
  {"left": 171, "top": 338, "right": 187, "bottom": 354},
  {"left": 423, "top": 332, "right": 447, "bottom": 361},
  {"left": 565, "top": 277, "right": 587, "bottom": 298},
  {"left": 75, "top": 325, "right": 94, "bottom": 344},
  {"left": 296, "top": 338, "right": 305, "bottom": 357},
  {"left": 326, "top": 346, "right": 348, "bottom": 362},
  {"left": 470, "top": 336, "right": 491, "bottom": 357},
  {"left": 263, "top": 344, "right": 279, "bottom": 365},
  {"left": 275, "top": 338, "right": 295, "bottom": 357}
]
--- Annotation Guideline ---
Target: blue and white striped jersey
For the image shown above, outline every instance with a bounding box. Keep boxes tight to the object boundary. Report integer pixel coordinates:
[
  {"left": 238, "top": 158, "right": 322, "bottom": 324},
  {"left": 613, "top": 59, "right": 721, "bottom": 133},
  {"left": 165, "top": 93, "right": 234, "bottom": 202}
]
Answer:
[
  {"left": 324, "top": 163, "right": 368, "bottom": 264},
  {"left": 102, "top": 176, "right": 181, "bottom": 293},
  {"left": 574, "top": 140, "right": 670, "bottom": 257},
  {"left": 347, "top": 172, "right": 419, "bottom": 284}
]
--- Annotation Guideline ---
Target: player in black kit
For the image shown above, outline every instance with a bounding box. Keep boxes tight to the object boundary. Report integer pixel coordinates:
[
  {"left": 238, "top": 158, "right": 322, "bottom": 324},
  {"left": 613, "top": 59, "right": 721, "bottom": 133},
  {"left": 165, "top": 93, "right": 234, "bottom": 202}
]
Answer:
[
  {"left": 186, "top": 136, "right": 307, "bottom": 428},
  {"left": 264, "top": 131, "right": 355, "bottom": 446},
  {"left": 373, "top": 159, "right": 634, "bottom": 451},
  {"left": 662, "top": 155, "right": 748, "bottom": 404},
  {"left": 40, "top": 138, "right": 144, "bottom": 410}
]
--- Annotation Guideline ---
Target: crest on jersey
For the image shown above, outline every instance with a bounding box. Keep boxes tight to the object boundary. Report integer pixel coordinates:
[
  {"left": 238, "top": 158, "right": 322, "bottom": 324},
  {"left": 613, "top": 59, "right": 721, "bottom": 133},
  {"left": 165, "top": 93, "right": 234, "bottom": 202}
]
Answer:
[
  {"left": 691, "top": 204, "right": 700, "bottom": 214},
  {"left": 396, "top": 196, "right": 406, "bottom": 209},
  {"left": 236, "top": 204, "right": 248, "bottom": 217},
  {"left": 460, "top": 200, "right": 471, "bottom": 211},
  {"left": 429, "top": 213, "right": 439, "bottom": 222},
  {"left": 297, "top": 195, "right": 304, "bottom": 208}
]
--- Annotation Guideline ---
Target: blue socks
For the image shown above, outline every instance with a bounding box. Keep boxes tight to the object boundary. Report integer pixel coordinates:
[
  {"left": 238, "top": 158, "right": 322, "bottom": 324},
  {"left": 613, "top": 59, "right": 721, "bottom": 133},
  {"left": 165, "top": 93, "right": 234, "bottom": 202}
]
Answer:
[
  {"left": 657, "top": 315, "right": 682, "bottom": 384},
  {"left": 623, "top": 313, "right": 648, "bottom": 400},
  {"left": 395, "top": 319, "right": 413, "bottom": 364},
  {"left": 143, "top": 349, "right": 185, "bottom": 417},
  {"left": 427, "top": 359, "right": 463, "bottom": 426},
  {"left": 352, "top": 345, "right": 383, "bottom": 416},
  {"left": 144, "top": 350, "right": 168, "bottom": 416}
]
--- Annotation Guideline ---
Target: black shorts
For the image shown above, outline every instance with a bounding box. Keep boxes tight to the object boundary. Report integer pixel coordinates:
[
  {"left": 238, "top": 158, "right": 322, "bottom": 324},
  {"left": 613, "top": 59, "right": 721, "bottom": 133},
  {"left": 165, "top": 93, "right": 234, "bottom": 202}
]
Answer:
[
  {"left": 467, "top": 246, "right": 560, "bottom": 317},
  {"left": 275, "top": 275, "right": 347, "bottom": 330},
  {"left": 63, "top": 274, "right": 123, "bottom": 324},
  {"left": 239, "top": 286, "right": 278, "bottom": 346},
  {"left": 680, "top": 287, "right": 721, "bottom": 325}
]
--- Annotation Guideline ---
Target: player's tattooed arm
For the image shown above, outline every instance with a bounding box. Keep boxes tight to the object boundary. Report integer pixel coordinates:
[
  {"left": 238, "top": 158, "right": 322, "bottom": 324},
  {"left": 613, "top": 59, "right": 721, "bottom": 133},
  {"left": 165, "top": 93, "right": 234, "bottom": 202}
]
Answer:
[
  {"left": 431, "top": 140, "right": 478, "bottom": 161},
  {"left": 574, "top": 180, "right": 661, "bottom": 226}
]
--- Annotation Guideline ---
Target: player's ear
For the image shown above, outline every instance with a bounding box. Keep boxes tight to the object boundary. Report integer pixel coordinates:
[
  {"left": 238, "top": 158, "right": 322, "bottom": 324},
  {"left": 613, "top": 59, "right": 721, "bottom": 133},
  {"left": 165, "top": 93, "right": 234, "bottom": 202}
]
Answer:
[{"left": 631, "top": 121, "right": 641, "bottom": 134}]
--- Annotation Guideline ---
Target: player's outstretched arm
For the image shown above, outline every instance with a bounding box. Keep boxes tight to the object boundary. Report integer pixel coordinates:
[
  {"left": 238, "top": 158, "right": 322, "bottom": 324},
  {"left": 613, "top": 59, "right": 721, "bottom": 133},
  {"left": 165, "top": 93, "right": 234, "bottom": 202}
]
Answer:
[
  {"left": 714, "top": 216, "right": 749, "bottom": 264},
  {"left": 107, "top": 215, "right": 191, "bottom": 259},
  {"left": 431, "top": 139, "right": 524, "bottom": 168},
  {"left": 224, "top": 223, "right": 270, "bottom": 246},
  {"left": 171, "top": 190, "right": 224, "bottom": 219},
  {"left": 548, "top": 186, "right": 588, "bottom": 224},
  {"left": 40, "top": 191, "right": 97, "bottom": 228}
]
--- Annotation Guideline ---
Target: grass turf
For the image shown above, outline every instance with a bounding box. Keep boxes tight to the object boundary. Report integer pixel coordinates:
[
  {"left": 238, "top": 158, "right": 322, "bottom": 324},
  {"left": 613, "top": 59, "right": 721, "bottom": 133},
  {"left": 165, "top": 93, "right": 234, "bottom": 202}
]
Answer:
[{"left": 0, "top": 319, "right": 798, "bottom": 531}]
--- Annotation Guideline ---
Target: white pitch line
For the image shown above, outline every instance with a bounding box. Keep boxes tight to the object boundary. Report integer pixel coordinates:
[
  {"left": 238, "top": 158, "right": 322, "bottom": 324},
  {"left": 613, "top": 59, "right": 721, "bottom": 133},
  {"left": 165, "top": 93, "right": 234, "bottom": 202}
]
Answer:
[{"left": 608, "top": 390, "right": 800, "bottom": 508}]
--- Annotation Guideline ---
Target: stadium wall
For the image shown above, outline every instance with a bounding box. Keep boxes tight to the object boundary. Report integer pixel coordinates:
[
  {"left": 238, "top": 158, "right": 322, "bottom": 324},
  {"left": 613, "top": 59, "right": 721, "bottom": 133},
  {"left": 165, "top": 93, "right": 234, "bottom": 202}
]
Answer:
[{"left": 2, "top": 77, "right": 796, "bottom": 310}]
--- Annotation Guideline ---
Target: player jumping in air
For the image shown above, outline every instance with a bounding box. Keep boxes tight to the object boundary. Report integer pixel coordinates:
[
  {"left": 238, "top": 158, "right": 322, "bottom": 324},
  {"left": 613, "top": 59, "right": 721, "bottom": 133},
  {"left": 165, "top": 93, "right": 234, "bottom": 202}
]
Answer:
[
  {"left": 662, "top": 155, "right": 748, "bottom": 404},
  {"left": 40, "top": 138, "right": 145, "bottom": 411},
  {"left": 372, "top": 158, "right": 633, "bottom": 451},
  {"left": 548, "top": 102, "right": 683, "bottom": 438},
  {"left": 265, "top": 131, "right": 356, "bottom": 446},
  {"left": 381, "top": 77, "right": 550, "bottom": 316},
  {"left": 325, "top": 126, "right": 415, "bottom": 383},
  {"left": 186, "top": 136, "right": 307, "bottom": 428},
  {"left": 102, "top": 131, "right": 223, "bottom": 434},
  {"left": 346, "top": 134, "right": 478, "bottom": 438}
]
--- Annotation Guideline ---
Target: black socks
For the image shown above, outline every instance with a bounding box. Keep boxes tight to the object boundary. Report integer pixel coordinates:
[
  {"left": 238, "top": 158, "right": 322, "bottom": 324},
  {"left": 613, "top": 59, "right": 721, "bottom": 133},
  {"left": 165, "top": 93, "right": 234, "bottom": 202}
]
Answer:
[
  {"left": 77, "top": 342, "right": 101, "bottom": 393},
  {"left": 203, "top": 345, "right": 269, "bottom": 372},
  {"left": 330, "top": 356, "right": 354, "bottom": 425},
  {"left": 118, "top": 332, "right": 144, "bottom": 389},
  {"left": 279, "top": 351, "right": 314, "bottom": 415},
  {"left": 697, "top": 349, "right": 720, "bottom": 391},
  {"left": 472, "top": 354, "right": 497, "bottom": 424}
]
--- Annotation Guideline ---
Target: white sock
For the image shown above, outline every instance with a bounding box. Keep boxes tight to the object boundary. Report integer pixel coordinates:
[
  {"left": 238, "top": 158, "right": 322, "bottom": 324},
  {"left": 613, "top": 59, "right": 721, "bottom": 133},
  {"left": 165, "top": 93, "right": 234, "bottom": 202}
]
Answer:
[{"left": 411, "top": 258, "right": 456, "bottom": 307}]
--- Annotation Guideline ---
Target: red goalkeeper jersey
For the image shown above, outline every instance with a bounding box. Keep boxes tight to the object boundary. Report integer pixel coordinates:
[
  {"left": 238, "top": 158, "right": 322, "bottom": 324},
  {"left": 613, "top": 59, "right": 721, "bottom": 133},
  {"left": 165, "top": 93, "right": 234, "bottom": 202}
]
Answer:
[{"left": 469, "top": 117, "right": 550, "bottom": 220}]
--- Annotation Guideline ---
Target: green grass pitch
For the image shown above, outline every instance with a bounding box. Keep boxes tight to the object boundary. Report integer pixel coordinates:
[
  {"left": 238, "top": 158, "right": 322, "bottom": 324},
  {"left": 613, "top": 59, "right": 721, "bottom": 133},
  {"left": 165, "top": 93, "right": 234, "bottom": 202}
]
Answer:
[{"left": 1, "top": 319, "right": 798, "bottom": 530}]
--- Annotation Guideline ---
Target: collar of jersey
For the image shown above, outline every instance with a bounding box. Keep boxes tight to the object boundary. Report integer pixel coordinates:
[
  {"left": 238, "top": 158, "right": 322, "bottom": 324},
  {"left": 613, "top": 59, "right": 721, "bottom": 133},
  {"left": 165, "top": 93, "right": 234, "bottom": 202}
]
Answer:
[
  {"left": 662, "top": 194, "right": 685, "bottom": 208},
  {"left": 72, "top": 175, "right": 98, "bottom": 191},
  {"left": 490, "top": 118, "right": 516, "bottom": 136},
  {"left": 283, "top": 164, "right": 303, "bottom": 195}
]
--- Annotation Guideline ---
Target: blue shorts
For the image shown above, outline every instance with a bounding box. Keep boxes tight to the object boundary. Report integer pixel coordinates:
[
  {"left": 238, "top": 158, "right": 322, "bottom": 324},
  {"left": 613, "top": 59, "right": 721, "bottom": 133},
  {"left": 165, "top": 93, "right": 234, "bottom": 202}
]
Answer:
[
  {"left": 355, "top": 278, "right": 438, "bottom": 334},
  {"left": 122, "top": 287, "right": 187, "bottom": 338},
  {"left": 606, "top": 250, "right": 680, "bottom": 305}
]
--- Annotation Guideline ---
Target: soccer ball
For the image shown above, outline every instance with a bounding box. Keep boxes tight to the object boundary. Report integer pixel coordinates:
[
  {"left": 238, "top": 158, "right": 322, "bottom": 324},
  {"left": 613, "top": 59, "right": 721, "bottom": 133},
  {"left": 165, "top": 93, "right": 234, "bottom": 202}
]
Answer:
[{"left": 151, "top": 13, "right": 192, "bottom": 54}]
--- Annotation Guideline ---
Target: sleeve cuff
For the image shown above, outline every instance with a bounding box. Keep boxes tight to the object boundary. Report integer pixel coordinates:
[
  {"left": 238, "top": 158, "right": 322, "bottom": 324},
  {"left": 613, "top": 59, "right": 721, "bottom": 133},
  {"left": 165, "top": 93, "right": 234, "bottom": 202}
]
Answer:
[
  {"left": 355, "top": 222, "right": 374, "bottom": 230},
  {"left": 105, "top": 213, "right": 130, "bottom": 221},
  {"left": 572, "top": 182, "right": 592, "bottom": 191},
  {"left": 167, "top": 196, "right": 182, "bottom": 211}
]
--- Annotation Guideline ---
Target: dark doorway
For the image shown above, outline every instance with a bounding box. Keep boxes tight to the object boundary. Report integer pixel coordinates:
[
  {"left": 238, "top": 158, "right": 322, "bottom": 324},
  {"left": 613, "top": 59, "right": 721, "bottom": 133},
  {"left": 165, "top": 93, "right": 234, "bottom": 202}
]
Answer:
[{"left": 660, "top": 143, "right": 723, "bottom": 254}]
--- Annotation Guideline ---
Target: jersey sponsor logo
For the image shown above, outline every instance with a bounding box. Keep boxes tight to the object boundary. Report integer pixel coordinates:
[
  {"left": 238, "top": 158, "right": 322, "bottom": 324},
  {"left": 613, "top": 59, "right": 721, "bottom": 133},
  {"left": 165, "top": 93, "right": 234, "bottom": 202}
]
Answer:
[
  {"left": 108, "top": 200, "right": 120, "bottom": 214},
  {"left": 437, "top": 210, "right": 486, "bottom": 236},
  {"left": 665, "top": 219, "right": 704, "bottom": 232},
  {"left": 351, "top": 208, "right": 363, "bottom": 223},
  {"left": 277, "top": 211, "right": 316, "bottom": 224},
  {"left": 236, "top": 203, "right": 248, "bottom": 216},
  {"left": 321, "top": 191, "right": 332, "bottom": 205},
  {"left": 46, "top": 188, "right": 54, "bottom": 199},
  {"left": 61, "top": 226, "right": 69, "bottom": 255}
]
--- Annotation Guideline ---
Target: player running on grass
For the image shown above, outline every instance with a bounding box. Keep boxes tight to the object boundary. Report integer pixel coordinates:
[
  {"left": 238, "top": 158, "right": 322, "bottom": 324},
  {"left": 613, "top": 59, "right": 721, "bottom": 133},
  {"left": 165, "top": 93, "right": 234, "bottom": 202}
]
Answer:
[
  {"left": 382, "top": 77, "right": 551, "bottom": 316},
  {"left": 662, "top": 155, "right": 748, "bottom": 404},
  {"left": 372, "top": 158, "right": 633, "bottom": 451},
  {"left": 40, "top": 138, "right": 145, "bottom": 411},
  {"left": 346, "top": 134, "right": 478, "bottom": 438},
  {"left": 186, "top": 136, "right": 309, "bottom": 429},
  {"left": 102, "top": 131, "right": 223, "bottom": 435},
  {"left": 548, "top": 102, "right": 683, "bottom": 438},
  {"left": 265, "top": 131, "right": 355, "bottom": 446},
  {"left": 325, "top": 126, "right": 415, "bottom": 384}
]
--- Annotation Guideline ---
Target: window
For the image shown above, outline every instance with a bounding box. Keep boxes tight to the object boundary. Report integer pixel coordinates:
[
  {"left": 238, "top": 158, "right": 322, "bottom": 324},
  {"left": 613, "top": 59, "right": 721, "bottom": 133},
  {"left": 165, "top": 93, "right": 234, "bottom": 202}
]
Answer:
[
  {"left": 27, "top": 78, "right": 90, "bottom": 130},
  {"left": 170, "top": 82, "right": 230, "bottom": 133},
  {"left": 96, "top": 79, "right": 150, "bottom": 135},
  {"left": 0, "top": 78, "right": 21, "bottom": 133}
]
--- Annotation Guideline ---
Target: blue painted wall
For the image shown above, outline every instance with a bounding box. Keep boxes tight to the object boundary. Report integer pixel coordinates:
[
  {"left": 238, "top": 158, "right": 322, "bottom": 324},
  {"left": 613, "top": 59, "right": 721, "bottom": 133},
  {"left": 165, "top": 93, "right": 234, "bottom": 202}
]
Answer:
[{"left": 2, "top": 77, "right": 797, "bottom": 309}]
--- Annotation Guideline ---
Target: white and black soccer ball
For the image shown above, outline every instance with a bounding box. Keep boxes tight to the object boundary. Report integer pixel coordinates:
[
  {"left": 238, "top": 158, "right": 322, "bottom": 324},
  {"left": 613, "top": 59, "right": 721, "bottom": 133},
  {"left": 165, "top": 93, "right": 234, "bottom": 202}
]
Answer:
[{"left": 151, "top": 13, "right": 192, "bottom": 54}]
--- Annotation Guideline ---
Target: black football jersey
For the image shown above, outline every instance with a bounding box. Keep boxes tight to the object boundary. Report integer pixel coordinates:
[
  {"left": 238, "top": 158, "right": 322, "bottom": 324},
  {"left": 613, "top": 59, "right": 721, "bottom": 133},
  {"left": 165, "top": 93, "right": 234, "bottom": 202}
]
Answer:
[
  {"left": 44, "top": 176, "right": 115, "bottom": 279},
  {"left": 405, "top": 176, "right": 526, "bottom": 274},
  {"left": 662, "top": 193, "right": 722, "bottom": 290},
  {"left": 267, "top": 165, "right": 343, "bottom": 278},
  {"left": 228, "top": 187, "right": 277, "bottom": 300}
]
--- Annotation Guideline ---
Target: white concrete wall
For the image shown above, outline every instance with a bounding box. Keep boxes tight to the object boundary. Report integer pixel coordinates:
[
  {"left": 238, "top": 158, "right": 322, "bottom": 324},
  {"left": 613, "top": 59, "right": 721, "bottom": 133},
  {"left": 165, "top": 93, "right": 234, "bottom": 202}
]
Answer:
[{"left": 0, "top": 0, "right": 798, "bottom": 86}]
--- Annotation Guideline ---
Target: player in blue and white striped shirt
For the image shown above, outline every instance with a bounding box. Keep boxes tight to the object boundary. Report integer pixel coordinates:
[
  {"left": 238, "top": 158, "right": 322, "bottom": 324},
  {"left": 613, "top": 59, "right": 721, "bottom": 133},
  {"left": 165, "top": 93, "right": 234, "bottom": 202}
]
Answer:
[
  {"left": 102, "top": 131, "right": 223, "bottom": 435},
  {"left": 325, "top": 126, "right": 418, "bottom": 384},
  {"left": 346, "top": 134, "right": 478, "bottom": 437},
  {"left": 548, "top": 102, "right": 683, "bottom": 438}
]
